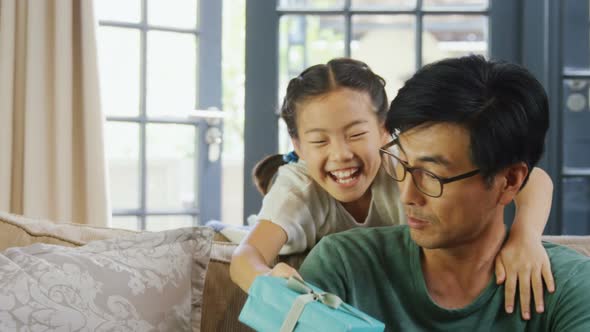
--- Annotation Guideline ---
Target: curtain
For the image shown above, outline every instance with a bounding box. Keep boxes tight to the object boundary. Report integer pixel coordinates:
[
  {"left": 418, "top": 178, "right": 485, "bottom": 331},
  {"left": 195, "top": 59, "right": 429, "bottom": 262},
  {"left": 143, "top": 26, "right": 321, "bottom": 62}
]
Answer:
[{"left": 0, "top": 0, "right": 110, "bottom": 226}]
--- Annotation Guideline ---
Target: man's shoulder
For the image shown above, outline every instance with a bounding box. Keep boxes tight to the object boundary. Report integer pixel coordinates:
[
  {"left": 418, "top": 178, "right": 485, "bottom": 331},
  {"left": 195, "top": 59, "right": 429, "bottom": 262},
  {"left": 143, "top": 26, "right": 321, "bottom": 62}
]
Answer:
[
  {"left": 539, "top": 242, "right": 590, "bottom": 330},
  {"left": 303, "top": 225, "right": 413, "bottom": 278},
  {"left": 544, "top": 241, "right": 590, "bottom": 282},
  {"left": 320, "top": 225, "right": 410, "bottom": 249},
  {"left": 544, "top": 241, "right": 590, "bottom": 264}
]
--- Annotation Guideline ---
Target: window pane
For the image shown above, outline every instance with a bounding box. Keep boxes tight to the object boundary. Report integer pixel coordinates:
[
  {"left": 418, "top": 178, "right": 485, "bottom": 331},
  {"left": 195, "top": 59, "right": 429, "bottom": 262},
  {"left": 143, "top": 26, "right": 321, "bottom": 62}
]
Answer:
[
  {"left": 221, "top": 0, "right": 246, "bottom": 226},
  {"left": 146, "top": 124, "right": 197, "bottom": 210},
  {"left": 278, "top": 0, "right": 344, "bottom": 9},
  {"left": 352, "top": 15, "right": 416, "bottom": 100},
  {"left": 422, "top": 15, "right": 488, "bottom": 65},
  {"left": 146, "top": 31, "right": 197, "bottom": 117},
  {"left": 146, "top": 216, "right": 196, "bottom": 231},
  {"left": 562, "top": 0, "right": 590, "bottom": 71},
  {"left": 106, "top": 122, "right": 140, "bottom": 210},
  {"left": 278, "top": 15, "right": 345, "bottom": 152},
  {"left": 98, "top": 27, "right": 141, "bottom": 117},
  {"left": 351, "top": 0, "right": 416, "bottom": 10},
  {"left": 96, "top": 0, "right": 141, "bottom": 23},
  {"left": 279, "top": 15, "right": 345, "bottom": 97},
  {"left": 563, "top": 177, "right": 590, "bottom": 235},
  {"left": 422, "top": 0, "right": 488, "bottom": 10},
  {"left": 279, "top": 119, "right": 293, "bottom": 154},
  {"left": 222, "top": 158, "right": 244, "bottom": 226},
  {"left": 563, "top": 79, "right": 590, "bottom": 169},
  {"left": 111, "top": 216, "right": 140, "bottom": 231},
  {"left": 148, "top": 0, "right": 198, "bottom": 29}
]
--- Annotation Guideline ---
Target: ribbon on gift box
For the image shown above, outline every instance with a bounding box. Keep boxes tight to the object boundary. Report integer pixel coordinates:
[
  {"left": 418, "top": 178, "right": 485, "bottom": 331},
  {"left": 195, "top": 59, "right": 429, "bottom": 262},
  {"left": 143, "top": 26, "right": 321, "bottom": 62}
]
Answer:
[{"left": 279, "top": 276, "right": 374, "bottom": 332}]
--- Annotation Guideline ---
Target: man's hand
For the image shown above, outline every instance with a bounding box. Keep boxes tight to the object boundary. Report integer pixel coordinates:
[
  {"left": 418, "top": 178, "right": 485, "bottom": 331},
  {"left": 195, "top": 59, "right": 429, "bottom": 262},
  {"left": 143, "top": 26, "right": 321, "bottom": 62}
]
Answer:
[
  {"left": 266, "top": 262, "right": 302, "bottom": 280},
  {"left": 495, "top": 233, "right": 555, "bottom": 320}
]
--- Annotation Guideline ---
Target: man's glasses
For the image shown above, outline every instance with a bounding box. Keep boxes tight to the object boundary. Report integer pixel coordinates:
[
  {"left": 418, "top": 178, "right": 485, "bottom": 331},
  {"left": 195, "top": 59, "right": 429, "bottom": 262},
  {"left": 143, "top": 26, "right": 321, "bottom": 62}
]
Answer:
[{"left": 379, "top": 140, "right": 480, "bottom": 198}]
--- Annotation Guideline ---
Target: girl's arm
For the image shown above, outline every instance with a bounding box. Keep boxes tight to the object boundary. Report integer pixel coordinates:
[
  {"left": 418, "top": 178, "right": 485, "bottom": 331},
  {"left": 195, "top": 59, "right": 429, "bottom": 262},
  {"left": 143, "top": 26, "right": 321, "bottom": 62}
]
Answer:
[
  {"left": 230, "top": 220, "right": 300, "bottom": 293},
  {"left": 495, "top": 167, "right": 555, "bottom": 320}
]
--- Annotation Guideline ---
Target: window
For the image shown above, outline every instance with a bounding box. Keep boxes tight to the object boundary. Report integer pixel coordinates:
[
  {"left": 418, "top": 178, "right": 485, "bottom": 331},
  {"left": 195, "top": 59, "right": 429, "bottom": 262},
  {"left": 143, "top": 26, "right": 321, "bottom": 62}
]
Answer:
[
  {"left": 243, "top": 0, "right": 491, "bottom": 217},
  {"left": 240, "top": 0, "right": 590, "bottom": 234},
  {"left": 96, "top": 0, "right": 222, "bottom": 230},
  {"left": 560, "top": 0, "right": 590, "bottom": 234},
  {"left": 276, "top": 0, "right": 489, "bottom": 151}
]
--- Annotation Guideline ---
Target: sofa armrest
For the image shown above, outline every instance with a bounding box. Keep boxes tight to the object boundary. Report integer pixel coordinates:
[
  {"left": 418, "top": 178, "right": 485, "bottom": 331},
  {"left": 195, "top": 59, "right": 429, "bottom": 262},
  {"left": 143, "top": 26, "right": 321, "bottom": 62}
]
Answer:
[{"left": 201, "top": 239, "right": 309, "bottom": 331}]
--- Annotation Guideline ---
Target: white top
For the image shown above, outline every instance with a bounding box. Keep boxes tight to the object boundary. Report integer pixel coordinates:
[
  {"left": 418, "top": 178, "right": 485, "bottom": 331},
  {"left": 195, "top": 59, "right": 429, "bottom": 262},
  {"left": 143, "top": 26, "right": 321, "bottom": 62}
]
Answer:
[{"left": 256, "top": 161, "right": 406, "bottom": 254}]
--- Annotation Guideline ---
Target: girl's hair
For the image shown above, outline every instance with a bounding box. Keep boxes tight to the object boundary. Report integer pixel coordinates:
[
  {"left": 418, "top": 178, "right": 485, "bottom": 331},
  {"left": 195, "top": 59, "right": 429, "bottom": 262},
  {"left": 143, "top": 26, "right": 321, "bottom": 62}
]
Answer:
[
  {"left": 252, "top": 154, "right": 285, "bottom": 195},
  {"left": 252, "top": 58, "right": 388, "bottom": 195}
]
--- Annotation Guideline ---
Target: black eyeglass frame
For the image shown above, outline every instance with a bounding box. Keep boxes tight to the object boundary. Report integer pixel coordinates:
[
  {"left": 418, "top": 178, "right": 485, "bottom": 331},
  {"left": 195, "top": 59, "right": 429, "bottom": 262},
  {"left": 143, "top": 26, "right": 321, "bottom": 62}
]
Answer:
[{"left": 379, "top": 140, "right": 480, "bottom": 198}]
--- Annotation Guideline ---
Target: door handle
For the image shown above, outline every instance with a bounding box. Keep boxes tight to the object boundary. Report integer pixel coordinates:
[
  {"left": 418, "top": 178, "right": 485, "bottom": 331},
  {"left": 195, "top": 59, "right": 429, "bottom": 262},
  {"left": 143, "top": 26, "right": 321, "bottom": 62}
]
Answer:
[
  {"left": 190, "top": 108, "right": 225, "bottom": 163},
  {"left": 205, "top": 126, "right": 223, "bottom": 162}
]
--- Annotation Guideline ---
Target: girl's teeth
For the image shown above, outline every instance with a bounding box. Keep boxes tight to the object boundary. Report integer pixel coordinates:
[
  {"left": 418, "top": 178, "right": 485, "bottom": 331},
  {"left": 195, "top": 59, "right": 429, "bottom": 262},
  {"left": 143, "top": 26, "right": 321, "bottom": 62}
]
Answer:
[
  {"left": 331, "top": 168, "right": 357, "bottom": 179},
  {"left": 336, "top": 177, "right": 354, "bottom": 184}
]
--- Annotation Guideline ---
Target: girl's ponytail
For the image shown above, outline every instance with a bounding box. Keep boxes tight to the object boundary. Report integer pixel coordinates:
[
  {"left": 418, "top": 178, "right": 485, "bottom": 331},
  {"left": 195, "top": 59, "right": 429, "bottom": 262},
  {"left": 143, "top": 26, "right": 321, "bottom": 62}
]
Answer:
[{"left": 252, "top": 154, "right": 287, "bottom": 195}]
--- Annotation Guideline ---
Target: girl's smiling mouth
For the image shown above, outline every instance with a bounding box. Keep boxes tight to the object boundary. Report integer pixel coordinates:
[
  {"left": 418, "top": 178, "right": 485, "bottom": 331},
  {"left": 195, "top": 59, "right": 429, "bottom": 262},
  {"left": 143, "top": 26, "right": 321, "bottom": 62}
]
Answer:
[{"left": 328, "top": 167, "right": 362, "bottom": 185}]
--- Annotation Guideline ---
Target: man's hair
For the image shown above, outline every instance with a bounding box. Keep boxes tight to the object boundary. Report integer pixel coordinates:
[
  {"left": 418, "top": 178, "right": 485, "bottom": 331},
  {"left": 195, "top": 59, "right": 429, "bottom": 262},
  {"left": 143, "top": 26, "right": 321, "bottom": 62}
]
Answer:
[{"left": 386, "top": 55, "right": 549, "bottom": 187}]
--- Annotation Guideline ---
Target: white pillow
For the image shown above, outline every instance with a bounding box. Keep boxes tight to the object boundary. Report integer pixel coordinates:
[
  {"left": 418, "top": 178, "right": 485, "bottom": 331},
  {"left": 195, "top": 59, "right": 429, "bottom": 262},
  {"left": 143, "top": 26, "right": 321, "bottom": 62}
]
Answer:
[
  {"left": 0, "top": 226, "right": 213, "bottom": 331},
  {"left": 0, "top": 211, "right": 137, "bottom": 251}
]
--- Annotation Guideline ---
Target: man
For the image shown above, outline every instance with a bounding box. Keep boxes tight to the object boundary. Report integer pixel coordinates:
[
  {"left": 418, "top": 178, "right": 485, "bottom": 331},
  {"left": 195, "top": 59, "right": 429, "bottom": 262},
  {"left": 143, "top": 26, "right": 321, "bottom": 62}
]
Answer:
[{"left": 299, "top": 55, "right": 590, "bottom": 331}]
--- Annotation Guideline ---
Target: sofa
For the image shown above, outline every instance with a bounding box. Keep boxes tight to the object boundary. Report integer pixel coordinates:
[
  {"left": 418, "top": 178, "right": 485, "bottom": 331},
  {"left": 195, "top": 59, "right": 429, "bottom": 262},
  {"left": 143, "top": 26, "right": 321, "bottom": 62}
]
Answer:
[
  {"left": 0, "top": 212, "right": 305, "bottom": 331},
  {"left": 1, "top": 211, "right": 590, "bottom": 331}
]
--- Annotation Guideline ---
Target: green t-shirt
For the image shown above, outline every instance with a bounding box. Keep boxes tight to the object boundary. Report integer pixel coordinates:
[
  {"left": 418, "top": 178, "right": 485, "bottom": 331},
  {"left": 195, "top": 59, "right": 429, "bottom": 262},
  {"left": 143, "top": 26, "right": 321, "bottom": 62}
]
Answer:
[{"left": 299, "top": 225, "right": 590, "bottom": 331}]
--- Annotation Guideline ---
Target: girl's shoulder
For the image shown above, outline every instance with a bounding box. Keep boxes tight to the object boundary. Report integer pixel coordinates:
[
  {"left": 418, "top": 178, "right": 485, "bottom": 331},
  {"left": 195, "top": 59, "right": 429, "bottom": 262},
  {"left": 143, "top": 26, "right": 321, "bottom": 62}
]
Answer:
[
  {"left": 269, "top": 161, "right": 334, "bottom": 206},
  {"left": 273, "top": 161, "right": 314, "bottom": 190},
  {"left": 369, "top": 167, "right": 406, "bottom": 225}
]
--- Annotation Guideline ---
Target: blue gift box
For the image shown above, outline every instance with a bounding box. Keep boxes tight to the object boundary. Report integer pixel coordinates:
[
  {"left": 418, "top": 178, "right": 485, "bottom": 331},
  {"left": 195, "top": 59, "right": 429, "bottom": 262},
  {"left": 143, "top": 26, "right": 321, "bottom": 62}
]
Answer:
[{"left": 239, "top": 275, "right": 385, "bottom": 332}]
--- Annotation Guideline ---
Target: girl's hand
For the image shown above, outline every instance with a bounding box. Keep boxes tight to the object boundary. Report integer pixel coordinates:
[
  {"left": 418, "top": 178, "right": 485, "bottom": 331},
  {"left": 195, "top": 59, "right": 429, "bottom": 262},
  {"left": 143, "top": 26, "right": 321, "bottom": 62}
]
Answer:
[
  {"left": 266, "top": 262, "right": 302, "bottom": 279},
  {"left": 230, "top": 220, "right": 289, "bottom": 293},
  {"left": 495, "top": 232, "right": 555, "bottom": 320}
]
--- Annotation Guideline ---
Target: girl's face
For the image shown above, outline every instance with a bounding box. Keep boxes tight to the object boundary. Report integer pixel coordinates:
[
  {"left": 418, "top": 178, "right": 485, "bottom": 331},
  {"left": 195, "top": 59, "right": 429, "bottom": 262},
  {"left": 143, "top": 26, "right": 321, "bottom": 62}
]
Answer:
[{"left": 293, "top": 88, "right": 389, "bottom": 203}]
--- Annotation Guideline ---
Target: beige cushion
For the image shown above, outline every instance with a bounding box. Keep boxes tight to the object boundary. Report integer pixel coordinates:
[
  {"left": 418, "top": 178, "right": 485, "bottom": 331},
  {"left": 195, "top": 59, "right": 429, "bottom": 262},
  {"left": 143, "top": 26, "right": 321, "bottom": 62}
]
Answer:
[
  {"left": 0, "top": 226, "right": 213, "bottom": 331},
  {"left": 0, "top": 211, "right": 135, "bottom": 251}
]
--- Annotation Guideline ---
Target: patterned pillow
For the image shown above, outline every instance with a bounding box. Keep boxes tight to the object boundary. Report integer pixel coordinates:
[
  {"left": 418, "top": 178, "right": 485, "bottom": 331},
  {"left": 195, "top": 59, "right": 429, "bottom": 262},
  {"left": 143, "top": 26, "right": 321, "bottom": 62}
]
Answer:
[
  {"left": 0, "top": 211, "right": 137, "bottom": 251},
  {"left": 0, "top": 227, "right": 213, "bottom": 331}
]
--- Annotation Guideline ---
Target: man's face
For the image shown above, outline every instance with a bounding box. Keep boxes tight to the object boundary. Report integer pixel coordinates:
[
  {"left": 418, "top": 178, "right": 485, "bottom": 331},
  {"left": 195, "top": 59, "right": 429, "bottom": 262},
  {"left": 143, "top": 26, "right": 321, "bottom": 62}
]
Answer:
[{"left": 396, "top": 123, "right": 504, "bottom": 249}]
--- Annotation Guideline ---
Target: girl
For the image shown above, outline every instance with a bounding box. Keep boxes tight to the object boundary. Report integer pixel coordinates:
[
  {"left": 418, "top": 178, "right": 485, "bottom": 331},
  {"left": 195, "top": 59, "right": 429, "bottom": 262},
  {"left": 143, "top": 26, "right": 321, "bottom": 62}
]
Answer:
[{"left": 230, "top": 58, "right": 554, "bottom": 319}]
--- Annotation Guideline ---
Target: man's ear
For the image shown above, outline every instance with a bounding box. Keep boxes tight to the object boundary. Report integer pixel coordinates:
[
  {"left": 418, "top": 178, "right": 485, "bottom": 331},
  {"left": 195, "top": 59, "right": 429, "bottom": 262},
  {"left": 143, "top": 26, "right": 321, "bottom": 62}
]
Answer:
[{"left": 497, "top": 162, "right": 529, "bottom": 206}]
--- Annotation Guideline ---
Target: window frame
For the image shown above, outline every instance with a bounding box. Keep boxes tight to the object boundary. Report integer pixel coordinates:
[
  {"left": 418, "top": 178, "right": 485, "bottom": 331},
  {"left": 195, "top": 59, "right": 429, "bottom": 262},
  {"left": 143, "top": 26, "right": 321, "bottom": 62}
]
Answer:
[
  {"left": 99, "top": 0, "right": 222, "bottom": 229},
  {"left": 555, "top": 0, "right": 590, "bottom": 234},
  {"left": 244, "top": 0, "right": 513, "bottom": 220}
]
